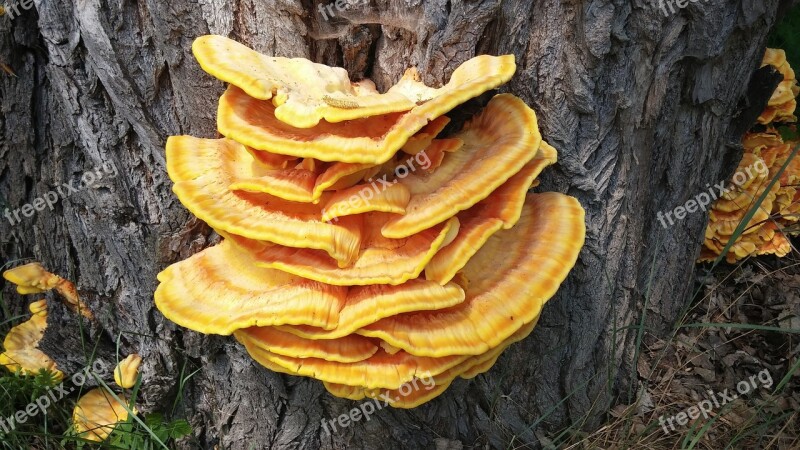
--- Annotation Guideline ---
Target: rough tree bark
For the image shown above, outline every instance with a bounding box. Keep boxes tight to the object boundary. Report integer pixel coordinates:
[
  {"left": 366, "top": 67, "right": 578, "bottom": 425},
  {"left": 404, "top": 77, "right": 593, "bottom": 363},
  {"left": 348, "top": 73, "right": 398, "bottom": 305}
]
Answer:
[{"left": 0, "top": 0, "right": 795, "bottom": 448}]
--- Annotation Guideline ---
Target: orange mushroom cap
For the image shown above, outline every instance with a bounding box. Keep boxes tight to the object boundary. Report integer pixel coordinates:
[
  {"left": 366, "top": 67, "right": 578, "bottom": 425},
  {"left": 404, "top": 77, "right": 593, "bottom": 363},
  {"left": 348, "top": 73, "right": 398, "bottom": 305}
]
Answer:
[
  {"left": 193, "top": 35, "right": 418, "bottom": 128},
  {"left": 217, "top": 86, "right": 423, "bottom": 164},
  {"left": 72, "top": 388, "right": 132, "bottom": 442},
  {"left": 425, "top": 141, "right": 558, "bottom": 284},
  {"left": 317, "top": 138, "right": 467, "bottom": 222},
  {"left": 229, "top": 164, "right": 321, "bottom": 204},
  {"left": 216, "top": 53, "right": 515, "bottom": 164},
  {"left": 320, "top": 318, "right": 540, "bottom": 408},
  {"left": 758, "top": 48, "right": 799, "bottom": 124},
  {"left": 230, "top": 157, "right": 377, "bottom": 204},
  {"left": 239, "top": 337, "right": 470, "bottom": 390},
  {"left": 197, "top": 35, "right": 515, "bottom": 130},
  {"left": 3, "top": 263, "right": 61, "bottom": 294},
  {"left": 359, "top": 193, "right": 585, "bottom": 357},
  {"left": 380, "top": 94, "right": 543, "bottom": 239},
  {"left": 225, "top": 214, "right": 459, "bottom": 286},
  {"left": 154, "top": 240, "right": 347, "bottom": 334},
  {"left": 244, "top": 146, "right": 298, "bottom": 168},
  {"left": 401, "top": 115, "right": 451, "bottom": 155},
  {"left": 0, "top": 300, "right": 63, "bottom": 380},
  {"left": 166, "top": 136, "right": 364, "bottom": 265},
  {"left": 3, "top": 263, "right": 92, "bottom": 319},
  {"left": 113, "top": 354, "right": 142, "bottom": 389},
  {"left": 277, "top": 279, "right": 465, "bottom": 340},
  {"left": 233, "top": 327, "right": 378, "bottom": 363},
  {"left": 756, "top": 222, "right": 793, "bottom": 257},
  {"left": 319, "top": 182, "right": 412, "bottom": 221}
]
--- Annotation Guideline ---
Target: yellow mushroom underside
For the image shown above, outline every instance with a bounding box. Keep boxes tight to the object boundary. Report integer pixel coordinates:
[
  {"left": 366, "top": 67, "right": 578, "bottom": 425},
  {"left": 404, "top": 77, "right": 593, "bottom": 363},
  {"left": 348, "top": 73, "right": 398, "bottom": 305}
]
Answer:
[
  {"left": 166, "top": 136, "right": 364, "bottom": 265},
  {"left": 360, "top": 193, "right": 586, "bottom": 357},
  {"left": 73, "top": 388, "right": 130, "bottom": 442},
  {"left": 215, "top": 53, "right": 516, "bottom": 163},
  {"left": 226, "top": 214, "right": 459, "bottom": 285},
  {"left": 156, "top": 38, "right": 588, "bottom": 408}
]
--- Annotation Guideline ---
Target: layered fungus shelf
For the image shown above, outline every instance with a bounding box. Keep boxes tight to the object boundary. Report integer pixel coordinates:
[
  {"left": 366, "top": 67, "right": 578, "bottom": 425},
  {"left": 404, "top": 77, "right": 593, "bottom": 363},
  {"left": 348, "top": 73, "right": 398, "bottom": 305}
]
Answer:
[{"left": 155, "top": 35, "right": 586, "bottom": 408}]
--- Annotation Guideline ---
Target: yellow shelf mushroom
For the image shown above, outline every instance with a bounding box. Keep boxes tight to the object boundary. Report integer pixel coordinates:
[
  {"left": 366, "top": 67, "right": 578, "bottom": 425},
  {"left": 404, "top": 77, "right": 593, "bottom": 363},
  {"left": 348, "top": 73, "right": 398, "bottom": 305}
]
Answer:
[
  {"left": 113, "top": 354, "right": 142, "bottom": 389},
  {"left": 2, "top": 262, "right": 93, "bottom": 319},
  {"left": 0, "top": 300, "right": 63, "bottom": 380},
  {"left": 758, "top": 48, "right": 800, "bottom": 125},
  {"left": 699, "top": 49, "right": 800, "bottom": 264},
  {"left": 155, "top": 36, "right": 586, "bottom": 407},
  {"left": 72, "top": 388, "right": 132, "bottom": 442}
]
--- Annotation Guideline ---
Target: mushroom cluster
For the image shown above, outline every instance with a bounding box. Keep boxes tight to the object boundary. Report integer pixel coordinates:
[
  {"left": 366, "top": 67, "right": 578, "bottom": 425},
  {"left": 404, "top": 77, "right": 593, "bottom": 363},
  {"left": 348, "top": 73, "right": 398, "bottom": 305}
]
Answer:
[
  {"left": 72, "top": 388, "right": 133, "bottom": 442},
  {"left": 3, "top": 262, "right": 92, "bottom": 319},
  {"left": 0, "top": 299, "right": 63, "bottom": 380},
  {"left": 758, "top": 49, "right": 800, "bottom": 125},
  {"left": 70, "top": 353, "right": 141, "bottom": 442},
  {"left": 155, "top": 36, "right": 585, "bottom": 407},
  {"left": 699, "top": 48, "right": 799, "bottom": 263},
  {"left": 3, "top": 263, "right": 138, "bottom": 442}
]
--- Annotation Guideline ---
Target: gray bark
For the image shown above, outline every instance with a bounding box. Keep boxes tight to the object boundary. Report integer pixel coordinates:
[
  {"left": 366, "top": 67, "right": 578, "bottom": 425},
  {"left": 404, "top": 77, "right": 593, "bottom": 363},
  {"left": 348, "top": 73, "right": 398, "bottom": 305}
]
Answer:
[{"left": 0, "top": 0, "right": 795, "bottom": 448}]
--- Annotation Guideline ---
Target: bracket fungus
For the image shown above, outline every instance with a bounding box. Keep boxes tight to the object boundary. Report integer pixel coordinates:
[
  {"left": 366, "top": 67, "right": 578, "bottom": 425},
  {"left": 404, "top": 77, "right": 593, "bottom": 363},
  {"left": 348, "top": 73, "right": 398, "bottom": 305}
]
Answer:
[
  {"left": 2, "top": 262, "right": 93, "bottom": 319},
  {"left": 155, "top": 36, "right": 585, "bottom": 407},
  {"left": 699, "top": 49, "right": 799, "bottom": 263},
  {"left": 72, "top": 388, "right": 132, "bottom": 442},
  {"left": 114, "top": 354, "right": 142, "bottom": 389},
  {"left": 0, "top": 299, "right": 63, "bottom": 380},
  {"left": 758, "top": 48, "right": 800, "bottom": 125},
  {"left": 698, "top": 132, "right": 798, "bottom": 263}
]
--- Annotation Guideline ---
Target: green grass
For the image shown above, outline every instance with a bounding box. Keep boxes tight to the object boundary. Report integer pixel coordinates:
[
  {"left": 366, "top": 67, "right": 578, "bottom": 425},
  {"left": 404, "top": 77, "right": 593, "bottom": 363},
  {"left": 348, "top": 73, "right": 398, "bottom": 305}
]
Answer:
[
  {"left": 0, "top": 269, "right": 192, "bottom": 449},
  {"left": 0, "top": 369, "right": 67, "bottom": 449},
  {"left": 0, "top": 344, "right": 191, "bottom": 449}
]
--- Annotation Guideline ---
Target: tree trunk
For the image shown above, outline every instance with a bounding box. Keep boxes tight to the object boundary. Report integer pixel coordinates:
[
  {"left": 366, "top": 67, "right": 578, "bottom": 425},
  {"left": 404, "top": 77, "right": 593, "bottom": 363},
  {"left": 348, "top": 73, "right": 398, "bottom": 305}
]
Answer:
[{"left": 0, "top": 0, "right": 795, "bottom": 448}]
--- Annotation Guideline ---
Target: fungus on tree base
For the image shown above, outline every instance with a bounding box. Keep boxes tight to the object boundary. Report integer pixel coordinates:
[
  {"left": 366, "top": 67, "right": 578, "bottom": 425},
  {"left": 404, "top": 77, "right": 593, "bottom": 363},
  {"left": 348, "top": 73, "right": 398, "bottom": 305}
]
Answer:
[
  {"left": 758, "top": 48, "right": 800, "bottom": 125},
  {"left": 114, "top": 354, "right": 142, "bottom": 389},
  {"left": 0, "top": 300, "right": 63, "bottom": 380},
  {"left": 72, "top": 388, "right": 132, "bottom": 442},
  {"left": 224, "top": 215, "right": 459, "bottom": 286},
  {"left": 155, "top": 36, "right": 586, "bottom": 407},
  {"left": 698, "top": 130, "right": 799, "bottom": 262},
  {"left": 3, "top": 262, "right": 93, "bottom": 319}
]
